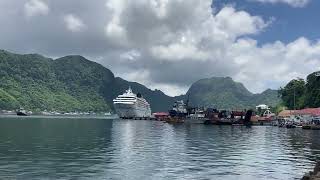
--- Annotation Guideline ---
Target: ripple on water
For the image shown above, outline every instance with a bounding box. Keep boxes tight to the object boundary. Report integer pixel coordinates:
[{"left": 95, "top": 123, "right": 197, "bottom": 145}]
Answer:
[{"left": 0, "top": 118, "right": 320, "bottom": 179}]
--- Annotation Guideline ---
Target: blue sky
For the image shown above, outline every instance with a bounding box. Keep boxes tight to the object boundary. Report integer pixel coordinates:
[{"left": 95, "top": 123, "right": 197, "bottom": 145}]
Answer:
[{"left": 215, "top": 0, "right": 320, "bottom": 44}]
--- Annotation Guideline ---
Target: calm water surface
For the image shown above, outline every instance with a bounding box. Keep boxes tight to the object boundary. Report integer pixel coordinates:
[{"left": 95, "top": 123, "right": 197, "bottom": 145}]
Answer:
[{"left": 0, "top": 117, "right": 320, "bottom": 180}]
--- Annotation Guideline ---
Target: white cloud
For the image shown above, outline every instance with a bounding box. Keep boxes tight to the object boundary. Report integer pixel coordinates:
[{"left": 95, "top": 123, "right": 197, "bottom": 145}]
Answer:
[
  {"left": 229, "top": 37, "right": 320, "bottom": 92},
  {"left": 120, "top": 50, "right": 141, "bottom": 61},
  {"left": 1, "top": 0, "right": 320, "bottom": 97},
  {"left": 151, "top": 43, "right": 210, "bottom": 61},
  {"left": 119, "top": 69, "right": 188, "bottom": 96},
  {"left": 63, "top": 14, "right": 86, "bottom": 32},
  {"left": 250, "top": 0, "right": 310, "bottom": 7},
  {"left": 101, "top": 0, "right": 319, "bottom": 95},
  {"left": 215, "top": 7, "right": 269, "bottom": 37},
  {"left": 104, "top": 0, "right": 128, "bottom": 46},
  {"left": 24, "top": 0, "right": 49, "bottom": 17}
]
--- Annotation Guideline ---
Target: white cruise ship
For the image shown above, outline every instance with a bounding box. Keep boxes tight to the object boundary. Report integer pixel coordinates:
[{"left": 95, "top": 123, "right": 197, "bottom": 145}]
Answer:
[{"left": 113, "top": 87, "right": 152, "bottom": 119}]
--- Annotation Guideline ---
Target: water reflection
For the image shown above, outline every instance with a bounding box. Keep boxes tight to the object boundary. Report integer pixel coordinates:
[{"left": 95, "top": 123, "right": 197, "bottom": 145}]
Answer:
[{"left": 0, "top": 118, "right": 320, "bottom": 179}]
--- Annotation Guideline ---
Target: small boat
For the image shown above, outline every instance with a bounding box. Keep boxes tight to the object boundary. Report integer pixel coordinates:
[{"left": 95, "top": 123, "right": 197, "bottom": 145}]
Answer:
[
  {"left": 302, "top": 125, "right": 312, "bottom": 129},
  {"left": 104, "top": 112, "right": 112, "bottom": 116},
  {"left": 286, "top": 124, "right": 296, "bottom": 128},
  {"left": 16, "top": 108, "right": 28, "bottom": 116},
  {"left": 185, "top": 109, "right": 209, "bottom": 124}
]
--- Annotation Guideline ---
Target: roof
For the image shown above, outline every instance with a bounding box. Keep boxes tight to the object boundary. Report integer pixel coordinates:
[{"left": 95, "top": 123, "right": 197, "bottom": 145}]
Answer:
[
  {"left": 278, "top": 108, "right": 320, "bottom": 117},
  {"left": 278, "top": 110, "right": 296, "bottom": 117},
  {"left": 295, "top": 108, "right": 320, "bottom": 116}
]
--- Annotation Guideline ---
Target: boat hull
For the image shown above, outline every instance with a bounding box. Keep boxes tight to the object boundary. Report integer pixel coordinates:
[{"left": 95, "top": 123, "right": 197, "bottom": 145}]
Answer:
[
  {"left": 114, "top": 103, "right": 151, "bottom": 119},
  {"left": 184, "top": 118, "right": 208, "bottom": 124},
  {"left": 17, "top": 112, "right": 28, "bottom": 116}
]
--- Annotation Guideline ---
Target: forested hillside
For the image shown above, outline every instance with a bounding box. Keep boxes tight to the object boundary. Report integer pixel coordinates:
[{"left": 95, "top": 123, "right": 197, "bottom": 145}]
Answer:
[
  {"left": 0, "top": 50, "right": 281, "bottom": 112},
  {"left": 183, "top": 77, "right": 280, "bottom": 109}
]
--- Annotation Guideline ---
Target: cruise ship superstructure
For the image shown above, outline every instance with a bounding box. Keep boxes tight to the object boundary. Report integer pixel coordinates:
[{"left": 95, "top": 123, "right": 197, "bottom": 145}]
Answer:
[{"left": 113, "top": 87, "right": 152, "bottom": 119}]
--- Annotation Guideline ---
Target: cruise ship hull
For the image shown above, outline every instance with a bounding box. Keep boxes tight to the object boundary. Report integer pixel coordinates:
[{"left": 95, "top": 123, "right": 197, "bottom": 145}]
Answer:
[{"left": 114, "top": 103, "right": 151, "bottom": 119}]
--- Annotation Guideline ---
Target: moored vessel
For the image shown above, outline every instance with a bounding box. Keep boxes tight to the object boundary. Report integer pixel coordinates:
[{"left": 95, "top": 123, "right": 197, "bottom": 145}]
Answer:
[
  {"left": 16, "top": 108, "right": 30, "bottom": 116},
  {"left": 113, "top": 87, "right": 151, "bottom": 119},
  {"left": 185, "top": 108, "right": 209, "bottom": 124},
  {"left": 166, "top": 100, "right": 188, "bottom": 123}
]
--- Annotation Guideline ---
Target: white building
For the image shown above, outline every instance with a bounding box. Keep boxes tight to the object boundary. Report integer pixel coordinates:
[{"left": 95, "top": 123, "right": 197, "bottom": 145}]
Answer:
[{"left": 256, "top": 104, "right": 269, "bottom": 110}]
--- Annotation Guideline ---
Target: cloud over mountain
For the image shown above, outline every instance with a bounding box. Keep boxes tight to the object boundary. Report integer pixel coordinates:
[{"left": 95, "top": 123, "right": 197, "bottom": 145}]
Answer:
[{"left": 0, "top": 0, "right": 319, "bottom": 96}]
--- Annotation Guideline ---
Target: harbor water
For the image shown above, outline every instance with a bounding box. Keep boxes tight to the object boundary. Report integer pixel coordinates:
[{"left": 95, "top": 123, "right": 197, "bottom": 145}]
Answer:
[{"left": 0, "top": 117, "right": 320, "bottom": 179}]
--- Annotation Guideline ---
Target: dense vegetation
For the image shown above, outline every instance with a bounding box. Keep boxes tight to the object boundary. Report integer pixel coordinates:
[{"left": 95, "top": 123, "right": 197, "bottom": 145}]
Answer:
[
  {"left": 0, "top": 50, "right": 173, "bottom": 112},
  {"left": 184, "top": 77, "right": 280, "bottom": 109},
  {"left": 279, "top": 72, "right": 320, "bottom": 109},
  {"left": 0, "top": 50, "right": 111, "bottom": 112},
  {"left": 279, "top": 78, "right": 306, "bottom": 109},
  {"left": 0, "top": 50, "right": 280, "bottom": 112}
]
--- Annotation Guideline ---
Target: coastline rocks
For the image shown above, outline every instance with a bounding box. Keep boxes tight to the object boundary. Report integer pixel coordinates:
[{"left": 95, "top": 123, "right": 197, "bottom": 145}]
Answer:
[{"left": 302, "top": 162, "right": 320, "bottom": 180}]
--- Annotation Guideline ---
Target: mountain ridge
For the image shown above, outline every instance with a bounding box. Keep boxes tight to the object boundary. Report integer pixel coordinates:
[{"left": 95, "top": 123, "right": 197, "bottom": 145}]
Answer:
[
  {"left": 181, "top": 76, "right": 279, "bottom": 109},
  {"left": 0, "top": 50, "right": 280, "bottom": 112}
]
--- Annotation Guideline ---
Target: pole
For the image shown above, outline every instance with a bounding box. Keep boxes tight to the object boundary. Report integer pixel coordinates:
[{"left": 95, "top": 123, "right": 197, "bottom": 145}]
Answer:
[{"left": 293, "top": 86, "right": 296, "bottom": 110}]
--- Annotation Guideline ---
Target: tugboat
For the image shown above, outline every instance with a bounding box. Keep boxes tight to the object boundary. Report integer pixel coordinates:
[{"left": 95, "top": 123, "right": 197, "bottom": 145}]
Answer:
[{"left": 166, "top": 100, "right": 188, "bottom": 123}]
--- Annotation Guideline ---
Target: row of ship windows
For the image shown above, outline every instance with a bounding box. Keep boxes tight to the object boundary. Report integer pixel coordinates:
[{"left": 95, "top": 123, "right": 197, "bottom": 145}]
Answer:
[
  {"left": 115, "top": 101, "right": 150, "bottom": 107},
  {"left": 115, "top": 103, "right": 150, "bottom": 107},
  {"left": 115, "top": 98, "right": 149, "bottom": 103}
]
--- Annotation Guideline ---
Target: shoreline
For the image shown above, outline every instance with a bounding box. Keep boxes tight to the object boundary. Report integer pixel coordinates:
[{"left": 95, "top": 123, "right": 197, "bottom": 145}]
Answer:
[{"left": 0, "top": 114, "right": 117, "bottom": 119}]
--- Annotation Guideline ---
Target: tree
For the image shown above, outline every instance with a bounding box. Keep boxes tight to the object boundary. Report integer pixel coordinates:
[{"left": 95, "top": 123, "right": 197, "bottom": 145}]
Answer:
[
  {"left": 279, "top": 78, "right": 306, "bottom": 110},
  {"left": 305, "top": 72, "right": 320, "bottom": 108}
]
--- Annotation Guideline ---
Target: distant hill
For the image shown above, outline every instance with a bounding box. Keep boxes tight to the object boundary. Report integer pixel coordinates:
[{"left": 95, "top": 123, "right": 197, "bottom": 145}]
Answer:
[
  {"left": 0, "top": 50, "right": 280, "bottom": 112},
  {"left": 183, "top": 77, "right": 280, "bottom": 109}
]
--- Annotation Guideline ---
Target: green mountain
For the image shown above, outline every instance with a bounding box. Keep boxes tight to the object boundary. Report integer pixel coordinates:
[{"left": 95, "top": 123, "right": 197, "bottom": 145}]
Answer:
[
  {"left": 184, "top": 77, "right": 280, "bottom": 109},
  {"left": 0, "top": 50, "right": 280, "bottom": 112},
  {"left": 0, "top": 51, "right": 111, "bottom": 112},
  {"left": 0, "top": 50, "right": 173, "bottom": 112}
]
